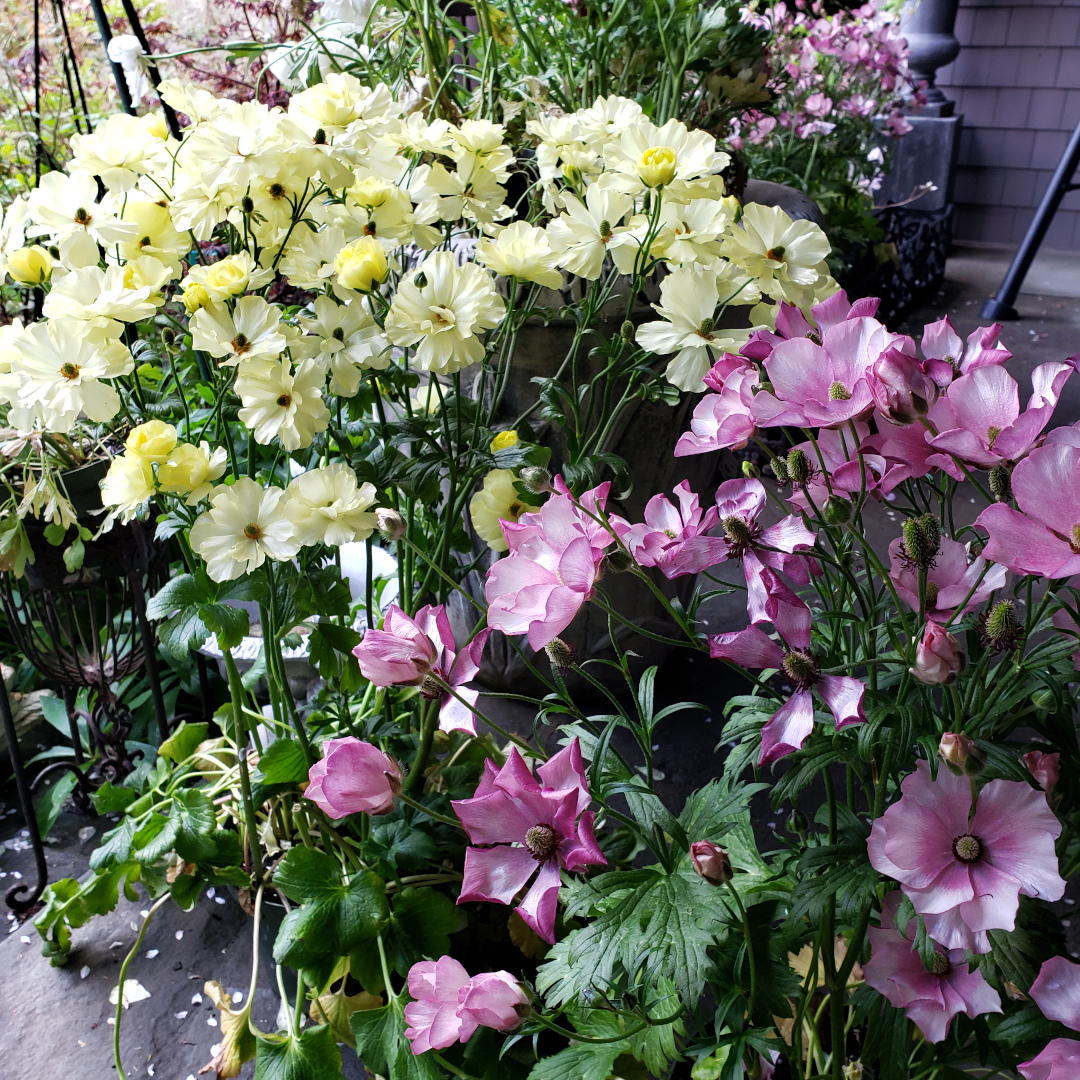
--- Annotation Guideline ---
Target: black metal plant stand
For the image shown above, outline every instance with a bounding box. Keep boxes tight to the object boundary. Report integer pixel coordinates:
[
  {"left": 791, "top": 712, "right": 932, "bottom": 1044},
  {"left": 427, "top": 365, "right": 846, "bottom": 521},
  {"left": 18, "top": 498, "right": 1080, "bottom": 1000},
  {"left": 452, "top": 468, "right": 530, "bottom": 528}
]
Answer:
[{"left": 982, "top": 120, "right": 1080, "bottom": 322}]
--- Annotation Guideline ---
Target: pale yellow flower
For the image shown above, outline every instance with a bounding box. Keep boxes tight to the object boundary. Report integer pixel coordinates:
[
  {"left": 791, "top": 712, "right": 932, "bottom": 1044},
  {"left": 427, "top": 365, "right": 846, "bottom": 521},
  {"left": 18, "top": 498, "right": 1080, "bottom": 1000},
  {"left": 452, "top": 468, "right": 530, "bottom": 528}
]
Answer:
[
  {"left": 187, "top": 252, "right": 274, "bottom": 302},
  {"left": 6, "top": 245, "right": 52, "bottom": 285},
  {"left": 284, "top": 464, "right": 378, "bottom": 547},
  {"left": 101, "top": 454, "right": 155, "bottom": 522},
  {"left": 475, "top": 221, "right": 563, "bottom": 289},
  {"left": 157, "top": 442, "right": 228, "bottom": 505},
  {"left": 235, "top": 357, "right": 329, "bottom": 451},
  {"left": 490, "top": 430, "right": 518, "bottom": 452},
  {"left": 333, "top": 237, "right": 388, "bottom": 292},
  {"left": 469, "top": 468, "right": 528, "bottom": 552},
  {"left": 125, "top": 420, "right": 177, "bottom": 463}
]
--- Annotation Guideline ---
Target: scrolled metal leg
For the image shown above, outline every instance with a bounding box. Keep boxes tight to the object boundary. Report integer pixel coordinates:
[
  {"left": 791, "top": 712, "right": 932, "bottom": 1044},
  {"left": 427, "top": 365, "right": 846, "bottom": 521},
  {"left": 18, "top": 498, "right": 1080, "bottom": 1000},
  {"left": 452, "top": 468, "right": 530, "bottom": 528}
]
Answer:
[{"left": 0, "top": 677, "right": 49, "bottom": 914}]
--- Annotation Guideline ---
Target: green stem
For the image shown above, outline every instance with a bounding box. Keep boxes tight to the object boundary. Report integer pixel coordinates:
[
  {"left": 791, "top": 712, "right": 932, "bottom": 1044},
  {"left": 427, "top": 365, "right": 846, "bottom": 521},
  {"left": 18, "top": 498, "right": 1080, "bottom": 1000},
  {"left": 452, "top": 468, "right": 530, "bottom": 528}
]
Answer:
[
  {"left": 396, "top": 791, "right": 464, "bottom": 830},
  {"left": 113, "top": 894, "right": 169, "bottom": 1075},
  {"left": 403, "top": 698, "right": 437, "bottom": 793},
  {"left": 223, "top": 648, "right": 264, "bottom": 882}
]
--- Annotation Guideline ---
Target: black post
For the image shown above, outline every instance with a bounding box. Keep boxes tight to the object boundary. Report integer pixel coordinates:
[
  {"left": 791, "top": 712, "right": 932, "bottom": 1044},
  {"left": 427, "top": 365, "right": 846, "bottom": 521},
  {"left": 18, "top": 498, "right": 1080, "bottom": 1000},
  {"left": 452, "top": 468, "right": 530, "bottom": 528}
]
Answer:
[
  {"left": 0, "top": 677, "right": 49, "bottom": 913},
  {"left": 982, "top": 119, "right": 1080, "bottom": 321},
  {"left": 87, "top": 0, "right": 135, "bottom": 115}
]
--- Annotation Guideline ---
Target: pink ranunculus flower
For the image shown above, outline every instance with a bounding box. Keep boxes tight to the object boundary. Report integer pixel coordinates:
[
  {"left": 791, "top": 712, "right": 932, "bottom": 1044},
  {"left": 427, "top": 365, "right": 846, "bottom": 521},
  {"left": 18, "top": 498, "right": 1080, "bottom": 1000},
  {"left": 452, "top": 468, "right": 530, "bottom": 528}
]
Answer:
[
  {"left": 888, "top": 534, "right": 1005, "bottom": 623},
  {"left": 910, "top": 621, "right": 965, "bottom": 685},
  {"left": 785, "top": 424, "right": 889, "bottom": 516},
  {"left": 352, "top": 604, "right": 492, "bottom": 735},
  {"left": 1020, "top": 1039, "right": 1080, "bottom": 1080},
  {"left": 715, "top": 478, "right": 817, "bottom": 584},
  {"left": 456, "top": 970, "right": 530, "bottom": 1031},
  {"left": 928, "top": 361, "right": 1075, "bottom": 469},
  {"left": 867, "top": 760, "right": 1065, "bottom": 953},
  {"left": 304, "top": 738, "right": 402, "bottom": 818},
  {"left": 921, "top": 316, "right": 1011, "bottom": 388},
  {"left": 612, "top": 481, "right": 728, "bottom": 579},
  {"left": 752, "top": 317, "right": 896, "bottom": 429},
  {"left": 403, "top": 958, "right": 529, "bottom": 1055},
  {"left": 675, "top": 354, "right": 758, "bottom": 456},
  {"left": 864, "top": 892, "right": 1001, "bottom": 1044},
  {"left": 1031, "top": 956, "right": 1080, "bottom": 1029},
  {"left": 404, "top": 956, "right": 473, "bottom": 1053},
  {"left": 741, "top": 291, "right": 881, "bottom": 363},
  {"left": 485, "top": 480, "right": 613, "bottom": 650},
  {"left": 862, "top": 416, "right": 965, "bottom": 492},
  {"left": 975, "top": 443, "right": 1080, "bottom": 578},
  {"left": 869, "top": 346, "right": 939, "bottom": 424},
  {"left": 1025, "top": 750, "right": 1061, "bottom": 794},
  {"left": 708, "top": 577, "right": 865, "bottom": 766},
  {"left": 451, "top": 738, "right": 606, "bottom": 944}
]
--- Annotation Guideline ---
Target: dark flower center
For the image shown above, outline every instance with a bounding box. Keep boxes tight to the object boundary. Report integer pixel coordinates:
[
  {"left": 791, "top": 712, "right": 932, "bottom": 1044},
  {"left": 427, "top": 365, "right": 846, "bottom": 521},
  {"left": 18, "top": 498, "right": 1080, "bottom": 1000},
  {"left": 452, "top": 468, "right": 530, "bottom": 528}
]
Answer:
[
  {"left": 244, "top": 523, "right": 262, "bottom": 540},
  {"left": 924, "top": 581, "right": 939, "bottom": 610},
  {"left": 828, "top": 381, "right": 851, "bottom": 401},
  {"left": 525, "top": 824, "right": 559, "bottom": 863},
  {"left": 952, "top": 833, "right": 982, "bottom": 863},
  {"left": 276, "top": 394, "right": 292, "bottom": 408},
  {"left": 60, "top": 362, "right": 79, "bottom": 380},
  {"left": 931, "top": 952, "right": 950, "bottom": 976},
  {"left": 332, "top": 327, "right": 346, "bottom": 341},
  {"left": 233, "top": 333, "right": 250, "bottom": 354},
  {"left": 781, "top": 649, "right": 819, "bottom": 688},
  {"left": 722, "top": 515, "right": 755, "bottom": 548},
  {"left": 74, "top": 207, "right": 91, "bottom": 225}
]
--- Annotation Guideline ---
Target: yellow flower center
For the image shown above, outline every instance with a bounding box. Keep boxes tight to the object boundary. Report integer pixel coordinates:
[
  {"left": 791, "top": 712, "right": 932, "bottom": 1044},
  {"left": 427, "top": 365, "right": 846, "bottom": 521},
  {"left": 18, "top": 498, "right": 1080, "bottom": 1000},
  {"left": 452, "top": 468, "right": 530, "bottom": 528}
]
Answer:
[
  {"left": 829, "top": 381, "right": 851, "bottom": 401},
  {"left": 244, "top": 523, "right": 262, "bottom": 540},
  {"left": 60, "top": 362, "right": 80, "bottom": 380},
  {"left": 232, "top": 333, "right": 250, "bottom": 354},
  {"left": 276, "top": 394, "right": 292, "bottom": 408}
]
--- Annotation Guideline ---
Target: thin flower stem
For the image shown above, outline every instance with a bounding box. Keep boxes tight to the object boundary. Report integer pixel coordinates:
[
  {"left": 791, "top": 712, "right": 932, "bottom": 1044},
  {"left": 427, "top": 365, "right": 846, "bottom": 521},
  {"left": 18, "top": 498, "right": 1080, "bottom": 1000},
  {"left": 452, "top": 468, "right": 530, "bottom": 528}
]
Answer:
[
  {"left": 223, "top": 648, "right": 264, "bottom": 882},
  {"left": 113, "top": 894, "right": 170, "bottom": 1075},
  {"left": 396, "top": 791, "right": 464, "bottom": 830},
  {"left": 431, "top": 675, "right": 543, "bottom": 758}
]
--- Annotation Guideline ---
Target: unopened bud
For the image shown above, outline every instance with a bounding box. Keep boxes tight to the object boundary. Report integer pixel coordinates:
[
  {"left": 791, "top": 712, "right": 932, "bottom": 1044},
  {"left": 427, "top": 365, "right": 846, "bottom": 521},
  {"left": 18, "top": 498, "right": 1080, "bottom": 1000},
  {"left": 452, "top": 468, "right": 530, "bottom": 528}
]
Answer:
[
  {"left": 786, "top": 448, "right": 811, "bottom": 487},
  {"left": 160, "top": 327, "right": 177, "bottom": 348},
  {"left": 901, "top": 513, "right": 940, "bottom": 571},
  {"left": 787, "top": 809, "right": 808, "bottom": 834},
  {"left": 314, "top": 127, "right": 327, "bottom": 145},
  {"left": 544, "top": 637, "right": 576, "bottom": 675},
  {"left": 603, "top": 548, "right": 635, "bottom": 574},
  {"left": 741, "top": 460, "right": 759, "bottom": 480},
  {"left": 823, "top": 495, "right": 852, "bottom": 525},
  {"left": 938, "top": 732, "right": 984, "bottom": 776},
  {"left": 989, "top": 464, "right": 1012, "bottom": 503},
  {"left": 911, "top": 620, "right": 964, "bottom": 684},
  {"left": 1031, "top": 688, "right": 1056, "bottom": 713},
  {"left": 562, "top": 163, "right": 582, "bottom": 186},
  {"left": 690, "top": 841, "right": 732, "bottom": 885},
  {"left": 842, "top": 1063, "right": 865, "bottom": 1080},
  {"left": 1024, "top": 749, "right": 1060, "bottom": 794},
  {"left": 620, "top": 320, "right": 635, "bottom": 343},
  {"left": 241, "top": 195, "right": 255, "bottom": 214},
  {"left": 375, "top": 507, "right": 406, "bottom": 542},
  {"left": 413, "top": 271, "right": 428, "bottom": 289},
  {"left": 770, "top": 457, "right": 789, "bottom": 483},
  {"left": 980, "top": 599, "right": 1023, "bottom": 653},
  {"left": 519, "top": 466, "right": 552, "bottom": 494}
]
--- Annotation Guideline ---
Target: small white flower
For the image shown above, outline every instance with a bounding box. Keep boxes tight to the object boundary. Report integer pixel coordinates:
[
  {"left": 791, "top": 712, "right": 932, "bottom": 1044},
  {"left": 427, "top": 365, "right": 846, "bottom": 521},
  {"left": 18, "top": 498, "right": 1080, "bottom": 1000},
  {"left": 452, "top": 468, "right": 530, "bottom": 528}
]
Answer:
[
  {"left": 294, "top": 295, "right": 389, "bottom": 396},
  {"left": 284, "top": 464, "right": 378, "bottom": 548},
  {"left": 190, "top": 296, "right": 291, "bottom": 368},
  {"left": 107, "top": 35, "right": 152, "bottom": 107},
  {"left": 234, "top": 357, "right": 330, "bottom": 451}
]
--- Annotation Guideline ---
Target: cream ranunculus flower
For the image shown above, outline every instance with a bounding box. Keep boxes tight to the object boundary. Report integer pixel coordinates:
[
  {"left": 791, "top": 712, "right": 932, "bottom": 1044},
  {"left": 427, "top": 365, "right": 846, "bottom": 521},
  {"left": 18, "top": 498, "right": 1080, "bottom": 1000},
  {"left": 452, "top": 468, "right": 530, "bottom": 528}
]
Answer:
[
  {"left": 42, "top": 264, "right": 158, "bottom": 324},
  {"left": 125, "top": 420, "right": 177, "bottom": 463},
  {"left": 384, "top": 251, "right": 505, "bottom": 374},
  {"left": 475, "top": 221, "right": 563, "bottom": 289},
  {"left": 546, "top": 186, "right": 634, "bottom": 280},
  {"left": 6, "top": 245, "right": 52, "bottom": 285},
  {"left": 602, "top": 119, "right": 729, "bottom": 200},
  {"left": 187, "top": 252, "right": 274, "bottom": 302},
  {"left": 183, "top": 281, "right": 212, "bottom": 314},
  {"left": 68, "top": 112, "right": 172, "bottom": 192},
  {"left": 635, "top": 265, "right": 754, "bottom": 392},
  {"left": 157, "top": 442, "right": 228, "bottom": 505},
  {"left": 191, "top": 296, "right": 291, "bottom": 367},
  {"left": 638, "top": 146, "right": 678, "bottom": 188},
  {"left": 277, "top": 225, "right": 350, "bottom": 290},
  {"left": 333, "top": 237, "right": 388, "bottom": 293},
  {"left": 722, "top": 203, "right": 833, "bottom": 303},
  {"left": 189, "top": 477, "right": 300, "bottom": 582},
  {"left": 101, "top": 453, "right": 156, "bottom": 522},
  {"left": 117, "top": 196, "right": 189, "bottom": 273},
  {"left": 234, "top": 357, "right": 330, "bottom": 451},
  {"left": 294, "top": 295, "right": 390, "bottom": 396},
  {"left": 469, "top": 468, "right": 529, "bottom": 552},
  {"left": 284, "top": 464, "right": 378, "bottom": 547}
]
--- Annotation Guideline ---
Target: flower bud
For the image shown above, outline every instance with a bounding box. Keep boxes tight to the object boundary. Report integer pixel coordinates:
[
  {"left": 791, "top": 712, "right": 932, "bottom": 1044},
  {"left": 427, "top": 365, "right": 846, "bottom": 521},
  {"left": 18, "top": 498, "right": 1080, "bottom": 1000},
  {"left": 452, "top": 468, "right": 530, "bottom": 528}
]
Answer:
[
  {"left": 786, "top": 809, "right": 808, "bottom": 834},
  {"left": 1023, "top": 749, "right": 1060, "bottom": 794},
  {"left": 160, "top": 327, "right": 177, "bottom": 349},
  {"left": 869, "top": 347, "right": 937, "bottom": 424},
  {"left": 457, "top": 971, "right": 531, "bottom": 1032},
  {"left": 490, "top": 429, "right": 519, "bottom": 453},
  {"left": 125, "top": 419, "right": 178, "bottom": 463},
  {"left": 989, "top": 464, "right": 1012, "bottom": 503},
  {"left": 786, "top": 447, "right": 811, "bottom": 487},
  {"left": 823, "top": 495, "right": 852, "bottom": 524},
  {"left": 182, "top": 280, "right": 212, "bottom": 314},
  {"left": 938, "top": 732, "right": 984, "bottom": 776},
  {"left": 544, "top": 637, "right": 576, "bottom": 675},
  {"left": 770, "top": 457, "right": 789, "bottom": 483},
  {"left": 334, "top": 237, "right": 388, "bottom": 292},
  {"left": 691, "top": 841, "right": 732, "bottom": 885},
  {"left": 910, "top": 620, "right": 964, "bottom": 685},
  {"left": 240, "top": 195, "right": 255, "bottom": 214},
  {"left": 413, "top": 270, "right": 428, "bottom": 289},
  {"left": 901, "top": 513, "right": 940, "bottom": 572},
  {"left": 519, "top": 466, "right": 552, "bottom": 494},
  {"left": 1031, "top": 688, "right": 1056, "bottom": 713},
  {"left": 842, "top": 1064, "right": 865, "bottom": 1080},
  {"left": 375, "top": 507, "right": 406, "bottom": 542},
  {"left": 6, "top": 244, "right": 53, "bottom": 285},
  {"left": 603, "top": 548, "right": 635, "bottom": 574},
  {"left": 620, "top": 320, "right": 635, "bottom": 343},
  {"left": 562, "top": 163, "right": 582, "bottom": 186},
  {"left": 980, "top": 599, "right": 1023, "bottom": 653},
  {"left": 638, "top": 146, "right": 677, "bottom": 188},
  {"left": 741, "top": 460, "right": 759, "bottom": 480}
]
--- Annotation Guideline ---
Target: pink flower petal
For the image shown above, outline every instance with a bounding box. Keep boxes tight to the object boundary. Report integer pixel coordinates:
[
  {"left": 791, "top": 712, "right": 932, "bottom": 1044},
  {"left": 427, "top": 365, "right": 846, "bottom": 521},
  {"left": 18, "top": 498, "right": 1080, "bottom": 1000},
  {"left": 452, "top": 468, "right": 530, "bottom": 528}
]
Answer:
[
  {"left": 458, "top": 844, "right": 537, "bottom": 906},
  {"left": 759, "top": 689, "right": 815, "bottom": 766},
  {"left": 515, "top": 858, "right": 563, "bottom": 944}
]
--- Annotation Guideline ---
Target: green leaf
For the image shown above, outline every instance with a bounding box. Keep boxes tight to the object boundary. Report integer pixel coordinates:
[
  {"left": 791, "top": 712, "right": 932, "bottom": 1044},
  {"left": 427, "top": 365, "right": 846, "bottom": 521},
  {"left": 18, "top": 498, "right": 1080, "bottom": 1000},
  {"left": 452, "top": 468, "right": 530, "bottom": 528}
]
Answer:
[
  {"left": 62, "top": 536, "right": 85, "bottom": 572},
  {"left": 90, "top": 818, "right": 137, "bottom": 871},
  {"left": 349, "top": 1000, "right": 444, "bottom": 1080},
  {"left": 158, "top": 721, "right": 209, "bottom": 764},
  {"left": 42, "top": 522, "right": 67, "bottom": 546},
  {"left": 255, "top": 739, "right": 310, "bottom": 786},
  {"left": 91, "top": 781, "right": 139, "bottom": 814},
  {"left": 131, "top": 811, "right": 180, "bottom": 864},
  {"left": 172, "top": 789, "right": 218, "bottom": 863},
  {"left": 272, "top": 849, "right": 388, "bottom": 977},
  {"left": 790, "top": 843, "right": 879, "bottom": 923},
  {"left": 254, "top": 1024, "right": 342, "bottom": 1080},
  {"left": 385, "top": 888, "right": 461, "bottom": 976},
  {"left": 201, "top": 603, "right": 250, "bottom": 651},
  {"left": 527, "top": 1044, "right": 622, "bottom": 1080},
  {"left": 35, "top": 771, "right": 78, "bottom": 839}
]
